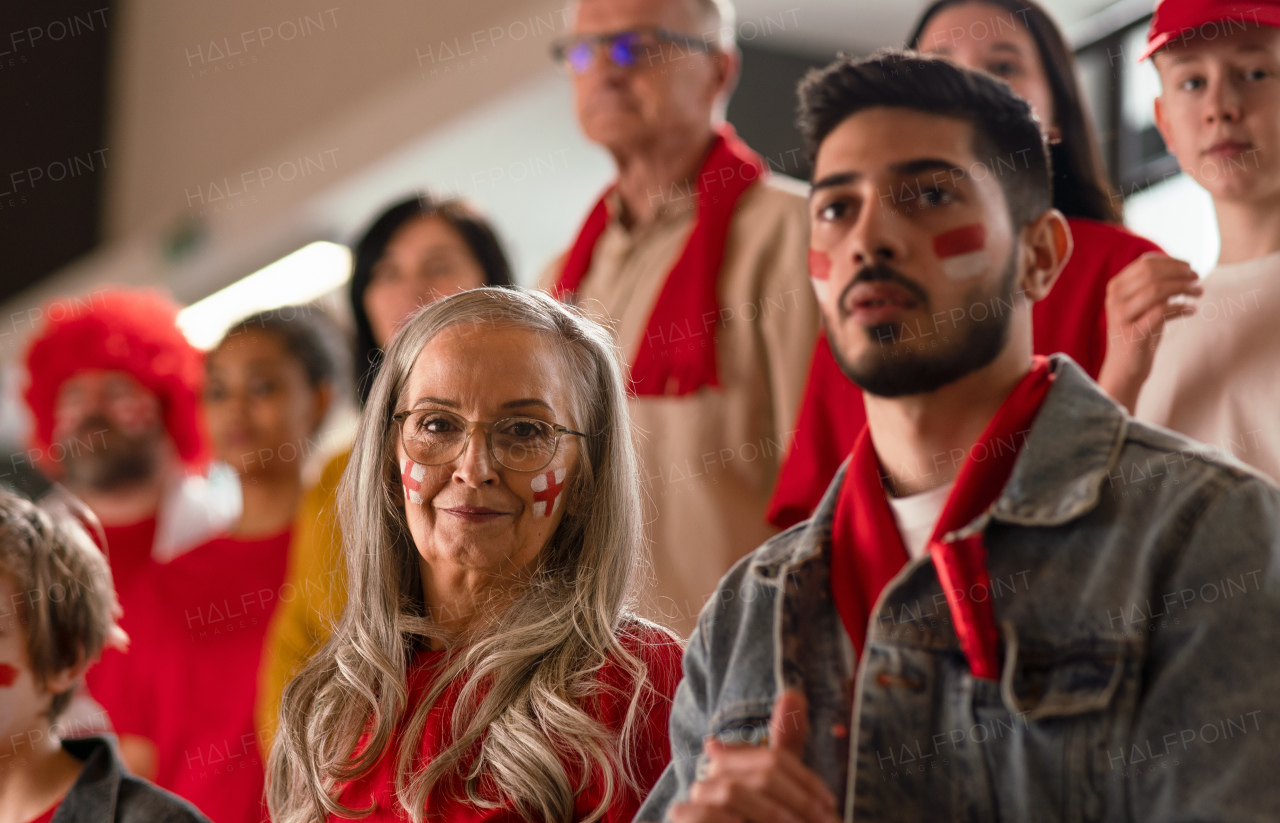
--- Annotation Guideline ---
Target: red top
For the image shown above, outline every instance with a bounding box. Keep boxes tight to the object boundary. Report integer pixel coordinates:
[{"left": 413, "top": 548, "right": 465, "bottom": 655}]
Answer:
[
  {"left": 84, "top": 516, "right": 159, "bottom": 710},
  {"left": 98, "top": 516, "right": 159, "bottom": 592},
  {"left": 331, "top": 624, "right": 684, "bottom": 822},
  {"left": 24, "top": 800, "right": 60, "bottom": 823},
  {"left": 767, "top": 218, "right": 1162, "bottom": 530},
  {"left": 89, "top": 529, "right": 292, "bottom": 823}
]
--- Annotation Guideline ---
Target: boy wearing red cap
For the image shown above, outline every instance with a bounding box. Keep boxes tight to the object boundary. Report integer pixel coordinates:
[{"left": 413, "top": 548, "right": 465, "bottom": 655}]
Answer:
[{"left": 1135, "top": 0, "right": 1280, "bottom": 480}]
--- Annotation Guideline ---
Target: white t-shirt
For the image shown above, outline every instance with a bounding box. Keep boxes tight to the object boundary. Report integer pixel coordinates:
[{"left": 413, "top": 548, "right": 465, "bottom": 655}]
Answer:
[
  {"left": 886, "top": 481, "right": 954, "bottom": 561},
  {"left": 1135, "top": 251, "right": 1280, "bottom": 482}
]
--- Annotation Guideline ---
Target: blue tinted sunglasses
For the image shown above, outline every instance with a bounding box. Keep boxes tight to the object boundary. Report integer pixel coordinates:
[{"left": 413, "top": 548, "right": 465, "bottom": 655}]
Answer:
[{"left": 551, "top": 28, "right": 715, "bottom": 74}]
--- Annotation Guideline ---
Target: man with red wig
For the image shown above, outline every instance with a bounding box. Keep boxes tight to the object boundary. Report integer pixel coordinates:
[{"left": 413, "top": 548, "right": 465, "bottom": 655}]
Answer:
[{"left": 22, "top": 289, "right": 238, "bottom": 582}]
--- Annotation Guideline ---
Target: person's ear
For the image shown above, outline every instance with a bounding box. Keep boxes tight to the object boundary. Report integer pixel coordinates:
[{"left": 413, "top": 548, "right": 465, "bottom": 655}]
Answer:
[
  {"left": 1020, "top": 208, "right": 1072, "bottom": 302},
  {"left": 43, "top": 650, "right": 89, "bottom": 702},
  {"left": 1153, "top": 91, "right": 1175, "bottom": 160},
  {"left": 712, "top": 48, "right": 740, "bottom": 110}
]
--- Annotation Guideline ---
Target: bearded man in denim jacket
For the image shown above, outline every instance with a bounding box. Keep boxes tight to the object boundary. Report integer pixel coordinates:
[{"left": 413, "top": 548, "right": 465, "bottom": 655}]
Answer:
[{"left": 637, "top": 51, "right": 1280, "bottom": 823}]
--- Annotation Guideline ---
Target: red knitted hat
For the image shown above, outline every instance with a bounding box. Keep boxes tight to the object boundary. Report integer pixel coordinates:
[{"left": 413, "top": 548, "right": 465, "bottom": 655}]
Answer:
[{"left": 22, "top": 289, "right": 209, "bottom": 472}]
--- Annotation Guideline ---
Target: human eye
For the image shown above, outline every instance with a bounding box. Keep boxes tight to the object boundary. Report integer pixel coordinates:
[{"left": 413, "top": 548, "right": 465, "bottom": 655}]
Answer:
[
  {"left": 986, "top": 60, "right": 1021, "bottom": 79},
  {"left": 203, "top": 382, "right": 227, "bottom": 403},
  {"left": 814, "top": 196, "right": 851, "bottom": 223},
  {"left": 918, "top": 186, "right": 956, "bottom": 208},
  {"left": 420, "top": 414, "right": 463, "bottom": 434},
  {"left": 247, "top": 378, "right": 278, "bottom": 397},
  {"left": 499, "top": 418, "right": 553, "bottom": 439},
  {"left": 1177, "top": 73, "right": 1206, "bottom": 92},
  {"left": 1244, "top": 66, "right": 1271, "bottom": 82}
]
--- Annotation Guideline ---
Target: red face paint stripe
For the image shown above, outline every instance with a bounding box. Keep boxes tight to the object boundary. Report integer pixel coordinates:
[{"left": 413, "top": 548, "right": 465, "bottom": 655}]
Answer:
[
  {"left": 0, "top": 663, "right": 18, "bottom": 687},
  {"left": 808, "top": 249, "right": 831, "bottom": 281},
  {"left": 933, "top": 224, "right": 986, "bottom": 258}
]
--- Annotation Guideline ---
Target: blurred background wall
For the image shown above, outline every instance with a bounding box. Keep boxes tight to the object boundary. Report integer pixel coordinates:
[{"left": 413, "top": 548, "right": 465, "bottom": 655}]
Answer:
[{"left": 0, "top": 0, "right": 1217, "bottom": 445}]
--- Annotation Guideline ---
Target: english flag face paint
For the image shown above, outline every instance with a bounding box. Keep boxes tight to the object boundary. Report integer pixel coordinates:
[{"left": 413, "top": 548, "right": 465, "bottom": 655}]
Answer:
[
  {"left": 400, "top": 458, "right": 426, "bottom": 505},
  {"left": 808, "top": 249, "right": 832, "bottom": 303},
  {"left": 0, "top": 663, "right": 17, "bottom": 687},
  {"left": 530, "top": 468, "right": 567, "bottom": 518},
  {"left": 932, "top": 224, "right": 988, "bottom": 281}
]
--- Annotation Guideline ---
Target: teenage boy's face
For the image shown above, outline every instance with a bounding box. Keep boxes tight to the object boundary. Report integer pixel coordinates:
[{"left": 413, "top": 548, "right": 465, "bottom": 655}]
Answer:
[
  {"left": 1154, "top": 26, "right": 1280, "bottom": 203},
  {"left": 808, "top": 107, "right": 1061, "bottom": 398}
]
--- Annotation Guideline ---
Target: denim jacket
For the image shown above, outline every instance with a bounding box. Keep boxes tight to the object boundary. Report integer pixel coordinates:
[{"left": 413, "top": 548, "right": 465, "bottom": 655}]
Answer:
[
  {"left": 637, "top": 355, "right": 1280, "bottom": 822},
  {"left": 54, "top": 737, "right": 209, "bottom": 823}
]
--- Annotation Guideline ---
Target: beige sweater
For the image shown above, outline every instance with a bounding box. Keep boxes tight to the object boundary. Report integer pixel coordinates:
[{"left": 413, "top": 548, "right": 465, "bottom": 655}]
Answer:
[
  {"left": 540, "top": 175, "right": 819, "bottom": 635},
  {"left": 1136, "top": 250, "right": 1280, "bottom": 483}
]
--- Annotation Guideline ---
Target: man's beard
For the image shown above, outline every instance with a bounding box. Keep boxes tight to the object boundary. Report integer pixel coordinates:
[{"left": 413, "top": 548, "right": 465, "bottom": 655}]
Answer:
[
  {"left": 60, "top": 415, "right": 166, "bottom": 491},
  {"left": 831, "top": 252, "right": 1018, "bottom": 398}
]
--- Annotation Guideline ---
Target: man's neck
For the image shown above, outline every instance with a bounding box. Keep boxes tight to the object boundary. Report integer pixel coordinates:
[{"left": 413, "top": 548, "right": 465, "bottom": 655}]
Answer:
[
  {"left": 863, "top": 346, "right": 1032, "bottom": 497},
  {"left": 611, "top": 125, "right": 717, "bottom": 229},
  {"left": 231, "top": 470, "right": 302, "bottom": 538},
  {"left": 71, "top": 471, "right": 169, "bottom": 528},
  {"left": 1215, "top": 192, "right": 1280, "bottom": 265},
  {"left": 0, "top": 733, "right": 81, "bottom": 823}
]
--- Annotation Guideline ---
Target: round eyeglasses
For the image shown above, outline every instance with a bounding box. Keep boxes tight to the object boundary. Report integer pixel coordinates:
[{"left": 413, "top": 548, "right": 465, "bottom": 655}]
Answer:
[
  {"left": 392, "top": 409, "right": 586, "bottom": 473},
  {"left": 550, "top": 27, "right": 715, "bottom": 75}
]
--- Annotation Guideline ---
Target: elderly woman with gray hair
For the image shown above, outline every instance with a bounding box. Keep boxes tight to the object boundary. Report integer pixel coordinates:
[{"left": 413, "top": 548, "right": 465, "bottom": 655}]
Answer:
[{"left": 267, "top": 288, "right": 683, "bottom": 823}]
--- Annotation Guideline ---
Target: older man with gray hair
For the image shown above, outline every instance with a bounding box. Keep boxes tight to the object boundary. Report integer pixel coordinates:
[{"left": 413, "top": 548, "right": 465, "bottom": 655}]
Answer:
[{"left": 543, "top": 0, "right": 819, "bottom": 635}]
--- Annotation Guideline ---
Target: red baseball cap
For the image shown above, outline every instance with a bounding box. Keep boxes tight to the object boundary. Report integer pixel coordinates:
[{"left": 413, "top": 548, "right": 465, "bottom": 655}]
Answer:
[{"left": 1141, "top": 0, "right": 1280, "bottom": 61}]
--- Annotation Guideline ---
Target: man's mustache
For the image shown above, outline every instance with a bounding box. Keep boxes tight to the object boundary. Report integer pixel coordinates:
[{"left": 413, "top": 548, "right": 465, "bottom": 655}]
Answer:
[{"left": 837, "top": 263, "right": 930, "bottom": 318}]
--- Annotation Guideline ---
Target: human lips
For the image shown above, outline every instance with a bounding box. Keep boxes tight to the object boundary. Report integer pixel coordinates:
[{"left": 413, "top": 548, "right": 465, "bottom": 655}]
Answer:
[
  {"left": 440, "top": 505, "right": 510, "bottom": 523},
  {"left": 1204, "top": 138, "right": 1254, "bottom": 160},
  {"left": 843, "top": 282, "right": 920, "bottom": 325}
]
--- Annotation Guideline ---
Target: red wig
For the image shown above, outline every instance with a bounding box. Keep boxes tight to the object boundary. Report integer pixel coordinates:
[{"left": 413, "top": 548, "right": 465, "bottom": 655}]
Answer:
[{"left": 23, "top": 289, "right": 209, "bottom": 472}]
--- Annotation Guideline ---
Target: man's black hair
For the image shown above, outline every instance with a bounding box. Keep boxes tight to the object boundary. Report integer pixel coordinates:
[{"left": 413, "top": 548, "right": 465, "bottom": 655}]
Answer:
[{"left": 797, "top": 50, "right": 1053, "bottom": 228}]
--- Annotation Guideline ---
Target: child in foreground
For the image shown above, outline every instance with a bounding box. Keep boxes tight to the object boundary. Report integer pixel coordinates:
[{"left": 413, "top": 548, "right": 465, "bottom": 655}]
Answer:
[{"left": 0, "top": 489, "right": 209, "bottom": 823}]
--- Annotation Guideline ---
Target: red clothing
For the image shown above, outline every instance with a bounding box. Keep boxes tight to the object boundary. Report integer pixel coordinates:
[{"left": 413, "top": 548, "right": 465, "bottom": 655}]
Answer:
[
  {"left": 830, "top": 358, "right": 1053, "bottom": 679},
  {"left": 332, "top": 625, "right": 684, "bottom": 822},
  {"left": 553, "top": 126, "right": 764, "bottom": 397},
  {"left": 99, "top": 516, "right": 159, "bottom": 590},
  {"left": 24, "top": 800, "right": 60, "bottom": 823},
  {"left": 767, "top": 218, "right": 1162, "bottom": 530},
  {"left": 90, "top": 529, "right": 292, "bottom": 823},
  {"left": 84, "top": 516, "right": 159, "bottom": 709}
]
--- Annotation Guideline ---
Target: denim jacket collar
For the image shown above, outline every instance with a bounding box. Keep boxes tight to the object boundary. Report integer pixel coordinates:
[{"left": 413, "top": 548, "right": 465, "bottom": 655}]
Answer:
[{"left": 752, "top": 353, "right": 1124, "bottom": 584}]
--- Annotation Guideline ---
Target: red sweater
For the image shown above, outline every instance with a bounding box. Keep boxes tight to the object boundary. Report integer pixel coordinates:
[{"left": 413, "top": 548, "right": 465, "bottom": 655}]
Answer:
[
  {"left": 331, "top": 624, "right": 684, "bottom": 822},
  {"left": 90, "top": 529, "right": 292, "bottom": 823},
  {"left": 766, "top": 218, "right": 1162, "bottom": 529}
]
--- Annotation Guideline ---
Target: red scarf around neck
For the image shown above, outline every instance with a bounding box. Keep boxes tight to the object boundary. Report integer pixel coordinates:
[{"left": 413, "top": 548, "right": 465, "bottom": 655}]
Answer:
[
  {"left": 552, "top": 125, "right": 765, "bottom": 396},
  {"left": 829, "top": 357, "right": 1054, "bottom": 680}
]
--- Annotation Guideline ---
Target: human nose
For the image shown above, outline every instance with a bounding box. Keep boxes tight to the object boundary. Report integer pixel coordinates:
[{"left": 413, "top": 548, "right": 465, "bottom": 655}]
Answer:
[
  {"left": 1204, "top": 71, "right": 1243, "bottom": 124},
  {"left": 846, "top": 193, "right": 908, "bottom": 271},
  {"left": 451, "top": 423, "right": 500, "bottom": 486}
]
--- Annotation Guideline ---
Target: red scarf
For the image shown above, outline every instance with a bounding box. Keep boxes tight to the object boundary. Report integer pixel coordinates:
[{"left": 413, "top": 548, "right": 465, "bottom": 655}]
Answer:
[
  {"left": 552, "top": 126, "right": 765, "bottom": 396},
  {"left": 829, "top": 357, "right": 1053, "bottom": 680}
]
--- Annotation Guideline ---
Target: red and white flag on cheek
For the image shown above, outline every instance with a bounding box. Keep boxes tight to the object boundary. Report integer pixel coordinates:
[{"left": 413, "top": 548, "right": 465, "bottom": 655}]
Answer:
[
  {"left": 401, "top": 458, "right": 426, "bottom": 505},
  {"left": 809, "top": 249, "right": 832, "bottom": 304},
  {"left": 933, "top": 224, "right": 988, "bottom": 281},
  {"left": 530, "top": 468, "right": 567, "bottom": 518}
]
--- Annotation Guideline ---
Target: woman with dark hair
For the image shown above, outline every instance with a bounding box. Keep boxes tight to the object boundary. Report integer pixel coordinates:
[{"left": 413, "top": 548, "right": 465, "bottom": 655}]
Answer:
[
  {"left": 350, "top": 195, "right": 514, "bottom": 404},
  {"left": 767, "top": 0, "right": 1194, "bottom": 528},
  {"left": 89, "top": 308, "right": 342, "bottom": 822},
  {"left": 257, "top": 194, "right": 515, "bottom": 751}
]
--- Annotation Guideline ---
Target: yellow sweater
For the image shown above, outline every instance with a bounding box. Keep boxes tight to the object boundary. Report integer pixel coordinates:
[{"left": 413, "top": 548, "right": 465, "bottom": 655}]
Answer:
[{"left": 255, "top": 448, "right": 349, "bottom": 754}]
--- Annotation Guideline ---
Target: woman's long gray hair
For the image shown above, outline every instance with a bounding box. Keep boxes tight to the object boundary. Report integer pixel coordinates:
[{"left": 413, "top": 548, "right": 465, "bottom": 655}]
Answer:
[{"left": 267, "top": 288, "right": 664, "bottom": 823}]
